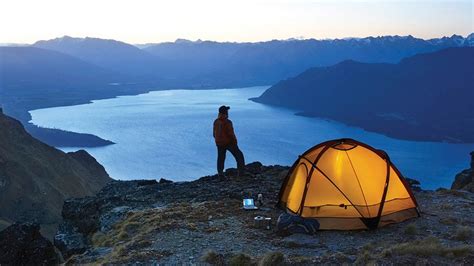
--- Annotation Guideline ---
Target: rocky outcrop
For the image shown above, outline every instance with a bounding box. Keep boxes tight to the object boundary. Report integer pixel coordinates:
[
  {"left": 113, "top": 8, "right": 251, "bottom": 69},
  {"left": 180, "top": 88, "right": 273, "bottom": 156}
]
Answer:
[
  {"left": 55, "top": 162, "right": 288, "bottom": 260},
  {"left": 0, "top": 113, "right": 112, "bottom": 236},
  {"left": 50, "top": 162, "right": 474, "bottom": 265},
  {"left": 0, "top": 223, "right": 59, "bottom": 265},
  {"left": 451, "top": 152, "right": 474, "bottom": 192}
]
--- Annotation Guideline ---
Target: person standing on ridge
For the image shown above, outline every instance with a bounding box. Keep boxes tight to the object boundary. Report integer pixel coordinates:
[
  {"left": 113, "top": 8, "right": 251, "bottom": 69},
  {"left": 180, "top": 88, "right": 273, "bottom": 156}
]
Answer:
[{"left": 213, "top": 105, "right": 245, "bottom": 177}]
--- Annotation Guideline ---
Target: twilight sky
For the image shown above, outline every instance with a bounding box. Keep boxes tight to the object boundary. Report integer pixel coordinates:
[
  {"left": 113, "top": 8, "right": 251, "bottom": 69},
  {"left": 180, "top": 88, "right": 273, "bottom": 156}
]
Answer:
[{"left": 1, "top": 0, "right": 472, "bottom": 44}]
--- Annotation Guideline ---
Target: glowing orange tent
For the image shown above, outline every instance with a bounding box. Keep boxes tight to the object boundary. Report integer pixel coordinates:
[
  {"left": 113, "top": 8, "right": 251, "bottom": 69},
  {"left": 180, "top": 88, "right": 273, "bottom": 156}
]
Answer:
[{"left": 278, "top": 139, "right": 419, "bottom": 230}]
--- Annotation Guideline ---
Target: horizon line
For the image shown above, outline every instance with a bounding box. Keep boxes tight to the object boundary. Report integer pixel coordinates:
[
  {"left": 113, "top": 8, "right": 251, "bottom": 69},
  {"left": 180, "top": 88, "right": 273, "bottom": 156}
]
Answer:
[{"left": 1, "top": 32, "right": 473, "bottom": 47}]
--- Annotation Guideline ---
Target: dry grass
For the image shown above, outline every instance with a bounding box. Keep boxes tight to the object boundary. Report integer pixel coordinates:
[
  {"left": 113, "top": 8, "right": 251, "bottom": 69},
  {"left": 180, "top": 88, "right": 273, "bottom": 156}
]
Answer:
[
  {"left": 88, "top": 200, "right": 244, "bottom": 263},
  {"left": 361, "top": 241, "right": 376, "bottom": 251},
  {"left": 259, "top": 251, "right": 286, "bottom": 266},
  {"left": 355, "top": 250, "right": 373, "bottom": 265},
  {"left": 287, "top": 255, "right": 312, "bottom": 264},
  {"left": 92, "top": 200, "right": 240, "bottom": 248},
  {"left": 383, "top": 237, "right": 473, "bottom": 258},
  {"left": 229, "top": 253, "right": 253, "bottom": 266},
  {"left": 404, "top": 223, "right": 418, "bottom": 235},
  {"left": 453, "top": 226, "right": 473, "bottom": 241},
  {"left": 201, "top": 250, "right": 225, "bottom": 265}
]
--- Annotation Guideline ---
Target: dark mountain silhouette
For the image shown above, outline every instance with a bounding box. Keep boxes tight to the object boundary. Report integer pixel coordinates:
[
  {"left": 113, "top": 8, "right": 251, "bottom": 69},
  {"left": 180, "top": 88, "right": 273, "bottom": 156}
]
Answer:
[
  {"left": 0, "top": 111, "right": 111, "bottom": 237},
  {"left": 252, "top": 47, "right": 474, "bottom": 143}
]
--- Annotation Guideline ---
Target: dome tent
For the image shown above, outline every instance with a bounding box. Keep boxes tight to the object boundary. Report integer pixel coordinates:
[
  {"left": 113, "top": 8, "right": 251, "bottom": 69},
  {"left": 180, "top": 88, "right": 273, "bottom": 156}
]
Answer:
[{"left": 278, "top": 139, "right": 419, "bottom": 230}]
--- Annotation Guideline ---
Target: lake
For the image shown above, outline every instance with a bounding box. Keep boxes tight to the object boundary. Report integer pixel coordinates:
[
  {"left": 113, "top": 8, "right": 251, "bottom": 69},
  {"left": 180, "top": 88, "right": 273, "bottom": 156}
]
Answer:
[{"left": 29, "top": 86, "right": 473, "bottom": 189}]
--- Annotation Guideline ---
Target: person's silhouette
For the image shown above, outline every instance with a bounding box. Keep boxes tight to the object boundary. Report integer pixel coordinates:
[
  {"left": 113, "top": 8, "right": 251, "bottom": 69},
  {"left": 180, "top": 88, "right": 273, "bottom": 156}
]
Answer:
[{"left": 213, "top": 105, "right": 245, "bottom": 176}]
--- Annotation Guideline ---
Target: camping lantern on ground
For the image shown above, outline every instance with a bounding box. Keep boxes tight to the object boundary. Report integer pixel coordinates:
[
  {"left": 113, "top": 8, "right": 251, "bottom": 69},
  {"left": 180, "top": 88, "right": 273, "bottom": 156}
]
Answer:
[
  {"left": 254, "top": 216, "right": 265, "bottom": 228},
  {"left": 254, "top": 216, "right": 272, "bottom": 230}
]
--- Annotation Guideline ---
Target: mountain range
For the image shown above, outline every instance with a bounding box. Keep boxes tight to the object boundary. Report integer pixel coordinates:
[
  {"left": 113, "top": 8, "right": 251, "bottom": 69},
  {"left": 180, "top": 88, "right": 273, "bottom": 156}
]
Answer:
[
  {"left": 143, "top": 33, "right": 474, "bottom": 86},
  {"left": 30, "top": 33, "right": 474, "bottom": 87},
  {"left": 252, "top": 47, "right": 474, "bottom": 142}
]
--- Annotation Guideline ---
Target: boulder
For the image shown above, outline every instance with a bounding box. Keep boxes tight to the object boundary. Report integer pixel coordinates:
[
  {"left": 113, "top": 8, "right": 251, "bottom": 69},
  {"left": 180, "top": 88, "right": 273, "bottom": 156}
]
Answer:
[
  {"left": 246, "top": 161, "right": 263, "bottom": 174},
  {"left": 54, "top": 223, "right": 87, "bottom": 259},
  {"left": 99, "top": 206, "right": 132, "bottom": 232},
  {"left": 54, "top": 197, "right": 101, "bottom": 259},
  {"left": 0, "top": 222, "right": 59, "bottom": 265},
  {"left": 159, "top": 178, "right": 173, "bottom": 184},
  {"left": 451, "top": 152, "right": 474, "bottom": 192},
  {"left": 62, "top": 197, "right": 101, "bottom": 234},
  {"left": 224, "top": 161, "right": 264, "bottom": 176}
]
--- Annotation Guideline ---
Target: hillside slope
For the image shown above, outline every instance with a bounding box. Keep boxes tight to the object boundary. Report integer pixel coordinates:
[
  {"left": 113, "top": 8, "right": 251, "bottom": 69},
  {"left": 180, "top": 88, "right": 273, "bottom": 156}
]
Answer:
[
  {"left": 253, "top": 47, "right": 474, "bottom": 143},
  {"left": 0, "top": 112, "right": 112, "bottom": 236}
]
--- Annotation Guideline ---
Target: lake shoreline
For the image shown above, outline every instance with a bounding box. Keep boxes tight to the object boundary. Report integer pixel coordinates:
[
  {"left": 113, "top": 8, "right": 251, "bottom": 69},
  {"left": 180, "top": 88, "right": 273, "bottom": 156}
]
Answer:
[
  {"left": 25, "top": 86, "right": 269, "bottom": 148},
  {"left": 22, "top": 85, "right": 271, "bottom": 148}
]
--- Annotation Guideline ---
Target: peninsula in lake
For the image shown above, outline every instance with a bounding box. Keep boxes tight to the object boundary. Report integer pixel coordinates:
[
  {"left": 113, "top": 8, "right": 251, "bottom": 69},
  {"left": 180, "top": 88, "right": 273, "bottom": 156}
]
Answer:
[{"left": 252, "top": 47, "right": 474, "bottom": 143}]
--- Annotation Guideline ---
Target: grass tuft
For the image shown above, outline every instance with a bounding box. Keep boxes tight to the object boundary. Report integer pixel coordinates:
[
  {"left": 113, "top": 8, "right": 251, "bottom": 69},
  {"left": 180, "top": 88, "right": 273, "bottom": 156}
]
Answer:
[
  {"left": 385, "top": 237, "right": 473, "bottom": 258},
  {"left": 453, "top": 226, "right": 473, "bottom": 241},
  {"left": 201, "top": 250, "right": 224, "bottom": 265},
  {"left": 229, "top": 253, "right": 252, "bottom": 266},
  {"left": 259, "top": 251, "right": 286, "bottom": 266},
  {"left": 354, "top": 250, "right": 372, "bottom": 265},
  {"left": 404, "top": 223, "right": 417, "bottom": 235}
]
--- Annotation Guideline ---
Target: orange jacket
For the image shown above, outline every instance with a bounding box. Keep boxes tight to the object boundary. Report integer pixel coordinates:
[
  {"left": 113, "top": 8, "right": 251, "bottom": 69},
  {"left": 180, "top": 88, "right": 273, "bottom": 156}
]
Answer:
[{"left": 213, "top": 117, "right": 237, "bottom": 146}]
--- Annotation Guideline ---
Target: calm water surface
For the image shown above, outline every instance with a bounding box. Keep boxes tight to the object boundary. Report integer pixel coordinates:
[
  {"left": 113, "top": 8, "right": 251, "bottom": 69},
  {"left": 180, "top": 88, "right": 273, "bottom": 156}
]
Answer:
[{"left": 30, "top": 86, "right": 473, "bottom": 189}]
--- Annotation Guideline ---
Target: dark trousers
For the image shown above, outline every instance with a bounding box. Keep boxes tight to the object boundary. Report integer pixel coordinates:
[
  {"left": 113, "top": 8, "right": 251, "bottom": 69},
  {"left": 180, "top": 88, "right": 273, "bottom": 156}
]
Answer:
[{"left": 217, "top": 144, "right": 245, "bottom": 175}]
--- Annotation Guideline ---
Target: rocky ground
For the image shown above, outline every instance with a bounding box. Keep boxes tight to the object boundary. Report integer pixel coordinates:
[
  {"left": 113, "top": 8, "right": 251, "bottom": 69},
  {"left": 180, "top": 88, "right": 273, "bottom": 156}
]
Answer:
[
  {"left": 0, "top": 223, "right": 59, "bottom": 265},
  {"left": 46, "top": 162, "right": 473, "bottom": 265}
]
